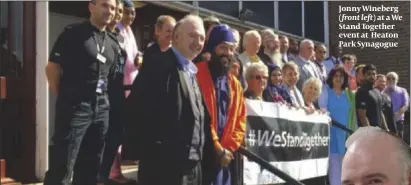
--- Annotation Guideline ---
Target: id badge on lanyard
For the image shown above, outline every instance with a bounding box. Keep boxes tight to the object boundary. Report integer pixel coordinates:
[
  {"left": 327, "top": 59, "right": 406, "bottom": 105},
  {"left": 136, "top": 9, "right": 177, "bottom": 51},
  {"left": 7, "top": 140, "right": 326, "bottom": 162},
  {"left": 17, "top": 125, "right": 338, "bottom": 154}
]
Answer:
[{"left": 95, "top": 33, "right": 106, "bottom": 93}]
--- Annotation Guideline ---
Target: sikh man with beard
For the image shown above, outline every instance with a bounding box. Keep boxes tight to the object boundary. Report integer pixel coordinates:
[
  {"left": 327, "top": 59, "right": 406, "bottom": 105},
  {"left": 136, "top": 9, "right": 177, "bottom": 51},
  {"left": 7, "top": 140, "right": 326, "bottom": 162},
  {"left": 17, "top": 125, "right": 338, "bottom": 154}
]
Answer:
[{"left": 196, "top": 24, "right": 246, "bottom": 185}]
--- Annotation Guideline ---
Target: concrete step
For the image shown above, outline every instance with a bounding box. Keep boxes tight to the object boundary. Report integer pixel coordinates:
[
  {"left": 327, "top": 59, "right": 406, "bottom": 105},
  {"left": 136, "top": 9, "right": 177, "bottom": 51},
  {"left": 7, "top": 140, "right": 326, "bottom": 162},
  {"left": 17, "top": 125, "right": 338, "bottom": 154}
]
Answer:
[
  {"left": 23, "top": 164, "right": 138, "bottom": 185},
  {"left": 1, "top": 177, "right": 22, "bottom": 185}
]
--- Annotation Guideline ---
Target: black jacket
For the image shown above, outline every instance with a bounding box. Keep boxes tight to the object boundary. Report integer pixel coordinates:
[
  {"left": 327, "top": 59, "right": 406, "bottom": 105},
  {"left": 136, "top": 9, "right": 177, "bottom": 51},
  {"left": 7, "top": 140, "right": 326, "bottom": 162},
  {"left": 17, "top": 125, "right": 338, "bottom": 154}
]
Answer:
[{"left": 122, "top": 49, "right": 217, "bottom": 185}]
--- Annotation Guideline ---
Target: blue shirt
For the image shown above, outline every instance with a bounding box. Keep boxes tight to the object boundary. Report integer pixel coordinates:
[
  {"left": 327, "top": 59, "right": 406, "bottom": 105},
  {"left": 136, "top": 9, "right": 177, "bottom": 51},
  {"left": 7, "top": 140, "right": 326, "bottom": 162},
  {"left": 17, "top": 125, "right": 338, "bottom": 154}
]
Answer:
[
  {"left": 213, "top": 75, "right": 230, "bottom": 138},
  {"left": 323, "top": 56, "right": 341, "bottom": 75},
  {"left": 172, "top": 47, "right": 198, "bottom": 75}
]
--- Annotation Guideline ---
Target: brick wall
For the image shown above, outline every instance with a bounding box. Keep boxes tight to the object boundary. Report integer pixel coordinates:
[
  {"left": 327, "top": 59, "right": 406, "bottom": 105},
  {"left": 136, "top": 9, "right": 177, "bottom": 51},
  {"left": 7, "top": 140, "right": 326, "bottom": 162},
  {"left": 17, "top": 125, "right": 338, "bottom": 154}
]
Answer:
[{"left": 328, "top": 1, "right": 410, "bottom": 91}]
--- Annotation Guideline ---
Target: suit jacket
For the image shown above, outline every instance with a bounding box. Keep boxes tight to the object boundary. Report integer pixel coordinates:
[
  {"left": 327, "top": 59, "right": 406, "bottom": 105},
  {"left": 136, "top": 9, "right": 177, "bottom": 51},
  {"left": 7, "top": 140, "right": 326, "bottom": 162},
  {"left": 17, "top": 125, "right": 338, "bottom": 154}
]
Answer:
[
  {"left": 122, "top": 49, "right": 217, "bottom": 185},
  {"left": 294, "top": 56, "right": 320, "bottom": 91},
  {"left": 142, "top": 41, "right": 161, "bottom": 63}
]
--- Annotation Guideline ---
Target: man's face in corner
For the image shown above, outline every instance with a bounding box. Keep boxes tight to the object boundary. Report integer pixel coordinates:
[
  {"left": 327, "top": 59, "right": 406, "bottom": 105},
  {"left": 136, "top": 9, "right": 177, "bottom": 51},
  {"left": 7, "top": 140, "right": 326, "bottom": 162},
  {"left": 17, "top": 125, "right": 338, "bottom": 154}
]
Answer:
[{"left": 341, "top": 134, "right": 407, "bottom": 185}]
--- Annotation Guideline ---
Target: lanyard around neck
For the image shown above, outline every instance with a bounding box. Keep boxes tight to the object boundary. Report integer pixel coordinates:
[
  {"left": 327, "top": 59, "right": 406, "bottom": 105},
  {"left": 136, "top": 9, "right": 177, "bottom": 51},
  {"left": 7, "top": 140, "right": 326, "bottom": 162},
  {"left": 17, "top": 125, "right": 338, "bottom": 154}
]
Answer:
[{"left": 93, "top": 32, "right": 106, "bottom": 54}]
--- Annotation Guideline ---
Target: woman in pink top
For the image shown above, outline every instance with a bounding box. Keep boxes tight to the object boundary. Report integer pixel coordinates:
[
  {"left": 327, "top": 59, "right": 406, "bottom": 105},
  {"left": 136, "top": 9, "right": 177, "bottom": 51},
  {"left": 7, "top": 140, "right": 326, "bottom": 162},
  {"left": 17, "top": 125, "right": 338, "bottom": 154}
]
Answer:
[{"left": 118, "top": 1, "right": 139, "bottom": 98}]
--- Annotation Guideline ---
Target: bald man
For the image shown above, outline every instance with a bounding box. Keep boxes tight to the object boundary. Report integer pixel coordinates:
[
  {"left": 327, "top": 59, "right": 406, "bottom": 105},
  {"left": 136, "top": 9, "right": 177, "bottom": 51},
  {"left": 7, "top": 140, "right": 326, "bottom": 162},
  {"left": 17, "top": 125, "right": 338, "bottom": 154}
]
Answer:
[
  {"left": 294, "top": 39, "right": 321, "bottom": 91},
  {"left": 342, "top": 126, "right": 411, "bottom": 185},
  {"left": 123, "top": 15, "right": 216, "bottom": 185}
]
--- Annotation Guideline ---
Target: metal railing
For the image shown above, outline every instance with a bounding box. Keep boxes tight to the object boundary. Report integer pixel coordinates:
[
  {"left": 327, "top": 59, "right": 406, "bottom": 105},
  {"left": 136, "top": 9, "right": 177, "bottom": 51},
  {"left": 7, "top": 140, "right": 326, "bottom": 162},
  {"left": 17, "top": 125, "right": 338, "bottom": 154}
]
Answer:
[
  {"left": 237, "top": 146, "right": 305, "bottom": 185},
  {"left": 331, "top": 120, "right": 354, "bottom": 135}
]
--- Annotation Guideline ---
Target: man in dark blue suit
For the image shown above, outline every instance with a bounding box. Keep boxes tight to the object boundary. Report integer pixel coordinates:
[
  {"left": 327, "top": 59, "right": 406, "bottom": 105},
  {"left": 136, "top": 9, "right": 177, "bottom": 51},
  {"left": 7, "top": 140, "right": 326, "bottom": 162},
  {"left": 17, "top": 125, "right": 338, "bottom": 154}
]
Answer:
[{"left": 123, "top": 14, "right": 216, "bottom": 185}]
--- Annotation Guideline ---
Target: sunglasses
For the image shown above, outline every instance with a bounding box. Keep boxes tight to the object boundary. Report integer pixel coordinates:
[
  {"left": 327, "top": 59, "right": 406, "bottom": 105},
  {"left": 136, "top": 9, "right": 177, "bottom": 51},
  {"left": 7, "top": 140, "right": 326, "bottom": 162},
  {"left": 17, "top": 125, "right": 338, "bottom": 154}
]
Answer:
[{"left": 253, "top": 75, "right": 268, "bottom": 80}]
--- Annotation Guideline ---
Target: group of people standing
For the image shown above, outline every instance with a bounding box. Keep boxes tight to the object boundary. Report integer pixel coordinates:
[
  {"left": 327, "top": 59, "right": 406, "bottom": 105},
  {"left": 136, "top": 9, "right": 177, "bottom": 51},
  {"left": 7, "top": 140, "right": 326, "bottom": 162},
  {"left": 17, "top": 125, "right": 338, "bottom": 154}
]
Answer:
[
  {"left": 45, "top": 0, "right": 141, "bottom": 184},
  {"left": 45, "top": 0, "right": 247, "bottom": 184},
  {"left": 43, "top": 0, "right": 409, "bottom": 185}
]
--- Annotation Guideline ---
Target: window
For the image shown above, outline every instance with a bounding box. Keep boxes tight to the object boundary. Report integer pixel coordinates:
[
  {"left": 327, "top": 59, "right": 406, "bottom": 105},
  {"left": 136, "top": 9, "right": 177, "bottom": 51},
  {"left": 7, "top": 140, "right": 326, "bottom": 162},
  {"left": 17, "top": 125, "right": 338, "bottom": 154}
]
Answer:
[
  {"left": 10, "top": 2, "right": 23, "bottom": 63},
  {"left": 278, "top": 1, "right": 302, "bottom": 36},
  {"left": 0, "top": 1, "right": 8, "bottom": 76},
  {"left": 199, "top": 1, "right": 239, "bottom": 18},
  {"left": 304, "top": 1, "right": 324, "bottom": 42},
  {"left": 242, "top": 1, "right": 274, "bottom": 28}
]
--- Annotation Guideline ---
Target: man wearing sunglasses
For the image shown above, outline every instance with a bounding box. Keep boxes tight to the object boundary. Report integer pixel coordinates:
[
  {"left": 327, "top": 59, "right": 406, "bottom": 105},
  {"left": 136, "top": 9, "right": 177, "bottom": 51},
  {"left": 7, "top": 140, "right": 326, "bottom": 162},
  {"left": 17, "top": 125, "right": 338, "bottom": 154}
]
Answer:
[{"left": 342, "top": 126, "right": 411, "bottom": 185}]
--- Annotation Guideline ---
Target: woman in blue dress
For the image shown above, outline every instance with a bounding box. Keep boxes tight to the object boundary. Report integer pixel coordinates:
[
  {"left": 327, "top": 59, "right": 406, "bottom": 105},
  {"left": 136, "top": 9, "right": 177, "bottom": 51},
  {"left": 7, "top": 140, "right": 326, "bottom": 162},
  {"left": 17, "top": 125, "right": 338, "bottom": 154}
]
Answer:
[{"left": 318, "top": 66, "right": 357, "bottom": 185}]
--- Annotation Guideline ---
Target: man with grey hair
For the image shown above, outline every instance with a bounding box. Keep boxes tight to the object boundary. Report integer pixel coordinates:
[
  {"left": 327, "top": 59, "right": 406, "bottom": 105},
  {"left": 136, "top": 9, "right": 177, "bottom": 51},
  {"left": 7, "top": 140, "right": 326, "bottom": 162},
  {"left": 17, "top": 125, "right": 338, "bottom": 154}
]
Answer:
[
  {"left": 375, "top": 74, "right": 397, "bottom": 134},
  {"left": 123, "top": 14, "right": 216, "bottom": 185},
  {"left": 294, "top": 39, "right": 321, "bottom": 91},
  {"left": 342, "top": 126, "right": 411, "bottom": 185},
  {"left": 383, "top": 71, "right": 409, "bottom": 140},
  {"left": 258, "top": 29, "right": 283, "bottom": 68}
]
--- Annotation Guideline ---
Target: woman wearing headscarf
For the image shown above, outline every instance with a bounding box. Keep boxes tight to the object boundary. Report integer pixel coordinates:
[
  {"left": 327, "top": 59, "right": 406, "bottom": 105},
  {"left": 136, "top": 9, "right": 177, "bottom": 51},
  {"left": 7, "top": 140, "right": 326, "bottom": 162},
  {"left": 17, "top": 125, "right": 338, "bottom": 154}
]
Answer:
[
  {"left": 118, "top": 0, "right": 140, "bottom": 98},
  {"left": 318, "top": 66, "right": 357, "bottom": 185},
  {"left": 263, "top": 64, "right": 288, "bottom": 103}
]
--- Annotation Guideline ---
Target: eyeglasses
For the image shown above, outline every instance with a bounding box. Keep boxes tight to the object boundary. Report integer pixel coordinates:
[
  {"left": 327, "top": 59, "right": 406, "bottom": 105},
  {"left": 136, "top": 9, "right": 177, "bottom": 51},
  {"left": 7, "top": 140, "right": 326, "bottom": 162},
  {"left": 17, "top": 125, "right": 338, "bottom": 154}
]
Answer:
[
  {"left": 253, "top": 75, "right": 268, "bottom": 80},
  {"left": 387, "top": 77, "right": 396, "bottom": 80}
]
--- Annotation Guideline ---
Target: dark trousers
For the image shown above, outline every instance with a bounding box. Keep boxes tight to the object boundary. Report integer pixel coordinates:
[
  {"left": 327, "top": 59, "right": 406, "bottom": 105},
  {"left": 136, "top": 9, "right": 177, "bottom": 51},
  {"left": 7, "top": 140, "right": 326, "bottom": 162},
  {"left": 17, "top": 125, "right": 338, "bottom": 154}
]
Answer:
[
  {"left": 44, "top": 94, "right": 110, "bottom": 185},
  {"left": 98, "top": 108, "right": 125, "bottom": 182},
  {"left": 396, "top": 120, "right": 404, "bottom": 139},
  {"left": 182, "top": 161, "right": 202, "bottom": 185}
]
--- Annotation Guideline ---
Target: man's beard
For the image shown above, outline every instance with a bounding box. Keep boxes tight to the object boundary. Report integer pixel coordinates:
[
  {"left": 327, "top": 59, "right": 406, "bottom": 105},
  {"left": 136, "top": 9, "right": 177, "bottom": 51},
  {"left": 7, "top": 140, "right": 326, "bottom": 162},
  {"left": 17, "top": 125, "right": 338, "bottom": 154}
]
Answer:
[
  {"left": 265, "top": 46, "right": 278, "bottom": 54},
  {"left": 209, "top": 52, "right": 232, "bottom": 77},
  {"left": 366, "top": 79, "right": 375, "bottom": 85}
]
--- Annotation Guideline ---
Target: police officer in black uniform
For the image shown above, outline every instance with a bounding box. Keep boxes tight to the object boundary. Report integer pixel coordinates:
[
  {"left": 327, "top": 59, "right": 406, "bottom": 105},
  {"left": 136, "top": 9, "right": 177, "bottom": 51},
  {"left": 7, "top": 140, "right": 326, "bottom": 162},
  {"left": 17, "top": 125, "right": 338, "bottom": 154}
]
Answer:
[
  {"left": 97, "top": 0, "right": 132, "bottom": 184},
  {"left": 44, "top": 0, "right": 119, "bottom": 184}
]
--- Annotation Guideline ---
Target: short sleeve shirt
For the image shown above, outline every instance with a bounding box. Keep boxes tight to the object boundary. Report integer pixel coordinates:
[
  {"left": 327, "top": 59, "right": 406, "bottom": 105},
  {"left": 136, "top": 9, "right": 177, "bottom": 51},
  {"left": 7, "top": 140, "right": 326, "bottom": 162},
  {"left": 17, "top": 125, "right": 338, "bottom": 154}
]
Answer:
[
  {"left": 49, "top": 21, "right": 119, "bottom": 98},
  {"left": 356, "top": 83, "right": 383, "bottom": 127}
]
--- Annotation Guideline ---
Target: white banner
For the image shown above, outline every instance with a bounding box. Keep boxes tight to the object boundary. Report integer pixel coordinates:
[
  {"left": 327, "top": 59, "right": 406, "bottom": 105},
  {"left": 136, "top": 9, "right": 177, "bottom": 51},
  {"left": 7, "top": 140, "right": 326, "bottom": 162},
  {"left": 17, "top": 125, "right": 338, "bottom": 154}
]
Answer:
[{"left": 243, "top": 100, "right": 331, "bottom": 185}]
